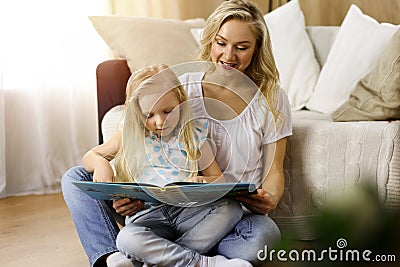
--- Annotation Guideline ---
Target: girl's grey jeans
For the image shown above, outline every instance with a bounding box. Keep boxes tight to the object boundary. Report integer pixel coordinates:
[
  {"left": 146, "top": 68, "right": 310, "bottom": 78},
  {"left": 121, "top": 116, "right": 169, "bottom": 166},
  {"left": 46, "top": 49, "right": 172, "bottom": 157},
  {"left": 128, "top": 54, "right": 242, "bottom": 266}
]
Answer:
[{"left": 62, "top": 166, "right": 281, "bottom": 267}]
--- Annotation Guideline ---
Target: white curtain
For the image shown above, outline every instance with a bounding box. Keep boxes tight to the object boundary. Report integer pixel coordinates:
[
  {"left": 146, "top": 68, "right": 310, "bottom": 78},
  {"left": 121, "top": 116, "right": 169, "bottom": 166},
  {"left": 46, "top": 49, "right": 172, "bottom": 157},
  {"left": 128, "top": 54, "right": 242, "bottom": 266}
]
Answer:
[{"left": 0, "top": 0, "right": 111, "bottom": 198}]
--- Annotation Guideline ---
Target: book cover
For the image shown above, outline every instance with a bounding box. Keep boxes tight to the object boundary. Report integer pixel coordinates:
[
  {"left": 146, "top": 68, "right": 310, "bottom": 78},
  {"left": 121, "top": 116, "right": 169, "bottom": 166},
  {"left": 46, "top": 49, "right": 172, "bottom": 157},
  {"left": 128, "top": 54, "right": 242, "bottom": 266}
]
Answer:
[{"left": 72, "top": 181, "right": 257, "bottom": 207}]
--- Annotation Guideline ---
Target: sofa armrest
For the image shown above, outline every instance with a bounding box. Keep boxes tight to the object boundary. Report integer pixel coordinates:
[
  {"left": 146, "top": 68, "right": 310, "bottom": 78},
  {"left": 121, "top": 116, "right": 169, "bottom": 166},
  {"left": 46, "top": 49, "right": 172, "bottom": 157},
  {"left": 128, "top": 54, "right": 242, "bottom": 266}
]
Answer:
[{"left": 96, "top": 59, "right": 131, "bottom": 144}]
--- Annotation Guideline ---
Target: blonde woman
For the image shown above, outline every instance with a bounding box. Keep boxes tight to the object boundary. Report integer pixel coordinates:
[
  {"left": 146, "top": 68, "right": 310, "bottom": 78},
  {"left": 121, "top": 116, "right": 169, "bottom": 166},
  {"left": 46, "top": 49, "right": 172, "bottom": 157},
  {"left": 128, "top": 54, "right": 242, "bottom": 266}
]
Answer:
[
  {"left": 179, "top": 0, "right": 292, "bottom": 264},
  {"left": 62, "top": 0, "right": 292, "bottom": 266}
]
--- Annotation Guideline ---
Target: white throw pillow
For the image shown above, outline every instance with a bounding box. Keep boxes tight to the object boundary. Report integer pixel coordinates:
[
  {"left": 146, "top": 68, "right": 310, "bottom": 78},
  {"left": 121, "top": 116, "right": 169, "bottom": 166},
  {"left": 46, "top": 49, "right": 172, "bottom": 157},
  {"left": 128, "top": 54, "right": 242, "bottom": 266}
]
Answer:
[
  {"left": 306, "top": 5, "right": 399, "bottom": 114},
  {"left": 102, "top": 105, "right": 124, "bottom": 142},
  {"left": 190, "top": 28, "right": 203, "bottom": 46},
  {"left": 89, "top": 16, "right": 205, "bottom": 72},
  {"left": 264, "top": 0, "right": 320, "bottom": 111}
]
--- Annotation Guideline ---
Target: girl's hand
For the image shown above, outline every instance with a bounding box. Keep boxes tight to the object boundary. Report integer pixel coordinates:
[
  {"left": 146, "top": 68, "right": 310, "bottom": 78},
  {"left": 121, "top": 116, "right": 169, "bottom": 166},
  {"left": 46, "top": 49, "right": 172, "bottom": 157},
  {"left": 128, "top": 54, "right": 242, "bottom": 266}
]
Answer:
[
  {"left": 236, "top": 189, "right": 279, "bottom": 215},
  {"left": 113, "top": 198, "right": 145, "bottom": 217},
  {"left": 93, "top": 163, "right": 115, "bottom": 182}
]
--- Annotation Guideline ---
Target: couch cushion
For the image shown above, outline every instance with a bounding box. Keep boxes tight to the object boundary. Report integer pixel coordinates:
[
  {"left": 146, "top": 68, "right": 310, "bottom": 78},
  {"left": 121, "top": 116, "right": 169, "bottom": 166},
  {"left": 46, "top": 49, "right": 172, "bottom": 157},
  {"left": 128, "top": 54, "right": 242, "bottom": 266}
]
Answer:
[
  {"left": 101, "top": 105, "right": 123, "bottom": 142},
  {"left": 89, "top": 16, "right": 205, "bottom": 72},
  {"left": 305, "top": 26, "right": 339, "bottom": 67},
  {"left": 331, "top": 28, "right": 400, "bottom": 121},
  {"left": 306, "top": 4, "right": 399, "bottom": 114}
]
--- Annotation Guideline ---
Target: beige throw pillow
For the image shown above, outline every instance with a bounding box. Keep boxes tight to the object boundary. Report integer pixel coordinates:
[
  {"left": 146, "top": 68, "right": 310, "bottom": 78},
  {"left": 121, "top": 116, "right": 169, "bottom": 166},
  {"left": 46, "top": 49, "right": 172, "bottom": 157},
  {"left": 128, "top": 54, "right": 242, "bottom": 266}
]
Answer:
[
  {"left": 331, "top": 28, "right": 400, "bottom": 122},
  {"left": 89, "top": 16, "right": 205, "bottom": 72}
]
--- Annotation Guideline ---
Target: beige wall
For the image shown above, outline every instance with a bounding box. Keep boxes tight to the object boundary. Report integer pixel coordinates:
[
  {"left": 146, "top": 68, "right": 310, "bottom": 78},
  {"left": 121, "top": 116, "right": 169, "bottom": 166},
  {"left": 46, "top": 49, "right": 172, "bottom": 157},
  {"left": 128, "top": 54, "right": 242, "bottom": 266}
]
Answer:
[
  {"left": 298, "top": 0, "right": 400, "bottom": 26},
  {"left": 262, "top": 0, "right": 400, "bottom": 25},
  {"left": 110, "top": 0, "right": 224, "bottom": 18},
  {"left": 111, "top": 0, "right": 400, "bottom": 26}
]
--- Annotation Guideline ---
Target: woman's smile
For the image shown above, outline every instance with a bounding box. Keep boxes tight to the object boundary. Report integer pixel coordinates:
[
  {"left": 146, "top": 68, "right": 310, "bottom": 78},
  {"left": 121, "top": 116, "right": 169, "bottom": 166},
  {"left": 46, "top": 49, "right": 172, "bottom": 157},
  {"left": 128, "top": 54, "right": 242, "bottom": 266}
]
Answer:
[{"left": 211, "top": 19, "right": 256, "bottom": 73}]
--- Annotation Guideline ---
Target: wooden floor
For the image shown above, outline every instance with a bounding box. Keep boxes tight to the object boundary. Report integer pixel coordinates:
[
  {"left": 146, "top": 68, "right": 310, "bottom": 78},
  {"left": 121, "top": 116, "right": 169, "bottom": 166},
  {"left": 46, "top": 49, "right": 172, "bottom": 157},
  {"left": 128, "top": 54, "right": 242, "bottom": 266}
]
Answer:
[
  {"left": 0, "top": 193, "right": 87, "bottom": 267},
  {"left": 0, "top": 193, "right": 298, "bottom": 267},
  {"left": 5, "top": 194, "right": 397, "bottom": 267},
  {"left": 0, "top": 193, "right": 296, "bottom": 267}
]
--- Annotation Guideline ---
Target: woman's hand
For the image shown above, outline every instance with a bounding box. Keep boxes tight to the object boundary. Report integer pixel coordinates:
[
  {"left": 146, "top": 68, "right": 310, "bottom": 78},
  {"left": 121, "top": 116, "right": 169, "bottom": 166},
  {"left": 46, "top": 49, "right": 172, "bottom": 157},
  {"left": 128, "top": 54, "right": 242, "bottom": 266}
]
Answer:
[
  {"left": 113, "top": 198, "right": 145, "bottom": 217},
  {"left": 236, "top": 189, "right": 279, "bottom": 215}
]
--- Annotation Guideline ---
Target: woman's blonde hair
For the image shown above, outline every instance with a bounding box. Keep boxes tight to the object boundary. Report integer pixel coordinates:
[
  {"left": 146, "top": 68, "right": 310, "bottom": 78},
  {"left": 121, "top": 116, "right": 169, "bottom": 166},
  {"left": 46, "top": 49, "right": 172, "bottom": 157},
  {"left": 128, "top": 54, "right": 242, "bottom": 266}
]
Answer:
[
  {"left": 198, "top": 0, "right": 282, "bottom": 121},
  {"left": 114, "top": 64, "right": 199, "bottom": 182}
]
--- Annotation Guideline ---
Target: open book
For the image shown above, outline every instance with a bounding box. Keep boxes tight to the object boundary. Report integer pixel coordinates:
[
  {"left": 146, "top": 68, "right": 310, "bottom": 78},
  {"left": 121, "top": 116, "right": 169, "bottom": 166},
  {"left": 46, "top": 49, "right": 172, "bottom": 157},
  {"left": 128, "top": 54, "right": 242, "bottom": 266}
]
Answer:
[{"left": 72, "top": 181, "right": 257, "bottom": 207}]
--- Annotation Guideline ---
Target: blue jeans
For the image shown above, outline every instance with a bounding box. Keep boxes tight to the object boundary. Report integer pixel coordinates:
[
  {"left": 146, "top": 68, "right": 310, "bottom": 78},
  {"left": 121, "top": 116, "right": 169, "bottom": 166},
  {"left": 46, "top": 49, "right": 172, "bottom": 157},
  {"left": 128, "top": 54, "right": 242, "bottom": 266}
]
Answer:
[
  {"left": 117, "top": 199, "right": 243, "bottom": 266},
  {"left": 62, "top": 166, "right": 281, "bottom": 266}
]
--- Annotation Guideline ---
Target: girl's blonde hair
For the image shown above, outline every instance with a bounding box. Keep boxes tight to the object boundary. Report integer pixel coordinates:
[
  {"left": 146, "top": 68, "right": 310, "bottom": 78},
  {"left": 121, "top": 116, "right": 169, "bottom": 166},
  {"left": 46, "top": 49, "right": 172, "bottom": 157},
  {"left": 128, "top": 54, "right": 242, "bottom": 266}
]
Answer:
[
  {"left": 198, "top": 0, "right": 282, "bottom": 122},
  {"left": 114, "top": 64, "right": 198, "bottom": 182}
]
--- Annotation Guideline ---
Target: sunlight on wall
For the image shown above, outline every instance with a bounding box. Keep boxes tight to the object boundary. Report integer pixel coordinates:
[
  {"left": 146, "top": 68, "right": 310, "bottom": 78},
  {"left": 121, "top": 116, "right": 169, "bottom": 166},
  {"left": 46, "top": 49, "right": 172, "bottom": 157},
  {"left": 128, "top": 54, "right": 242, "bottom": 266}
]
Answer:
[{"left": 0, "top": 0, "right": 111, "bottom": 197}]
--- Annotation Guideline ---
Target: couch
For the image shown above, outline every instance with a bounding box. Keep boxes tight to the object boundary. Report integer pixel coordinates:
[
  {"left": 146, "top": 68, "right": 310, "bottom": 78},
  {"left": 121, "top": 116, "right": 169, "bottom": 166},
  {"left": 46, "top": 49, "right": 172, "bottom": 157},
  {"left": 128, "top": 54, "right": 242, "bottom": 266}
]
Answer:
[{"left": 96, "top": 25, "right": 399, "bottom": 240}]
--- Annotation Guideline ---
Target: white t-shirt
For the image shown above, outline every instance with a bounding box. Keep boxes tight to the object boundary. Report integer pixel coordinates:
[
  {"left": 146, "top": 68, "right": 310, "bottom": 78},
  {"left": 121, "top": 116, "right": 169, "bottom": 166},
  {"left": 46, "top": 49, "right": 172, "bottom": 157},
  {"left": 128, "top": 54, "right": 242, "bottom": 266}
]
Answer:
[
  {"left": 138, "top": 118, "right": 208, "bottom": 186},
  {"left": 125, "top": 118, "right": 208, "bottom": 224},
  {"left": 179, "top": 72, "right": 292, "bottom": 187}
]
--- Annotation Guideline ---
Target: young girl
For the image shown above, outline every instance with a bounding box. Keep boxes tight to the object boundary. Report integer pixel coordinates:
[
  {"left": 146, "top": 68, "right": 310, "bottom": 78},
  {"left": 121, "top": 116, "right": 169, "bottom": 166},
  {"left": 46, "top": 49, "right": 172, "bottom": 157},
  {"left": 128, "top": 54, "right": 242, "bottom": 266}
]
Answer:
[{"left": 81, "top": 64, "right": 252, "bottom": 267}]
